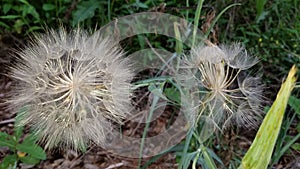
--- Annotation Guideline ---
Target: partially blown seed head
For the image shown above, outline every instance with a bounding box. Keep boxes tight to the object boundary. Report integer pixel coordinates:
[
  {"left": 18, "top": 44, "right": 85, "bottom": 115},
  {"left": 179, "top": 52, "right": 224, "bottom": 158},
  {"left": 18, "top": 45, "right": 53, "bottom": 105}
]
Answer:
[
  {"left": 179, "top": 43, "right": 264, "bottom": 130},
  {"left": 8, "top": 28, "right": 133, "bottom": 150}
]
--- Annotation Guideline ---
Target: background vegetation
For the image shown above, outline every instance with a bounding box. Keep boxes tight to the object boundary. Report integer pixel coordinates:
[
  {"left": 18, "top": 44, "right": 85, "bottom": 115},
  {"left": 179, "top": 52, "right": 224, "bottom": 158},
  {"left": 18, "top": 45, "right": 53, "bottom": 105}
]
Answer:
[{"left": 0, "top": 0, "right": 299, "bottom": 168}]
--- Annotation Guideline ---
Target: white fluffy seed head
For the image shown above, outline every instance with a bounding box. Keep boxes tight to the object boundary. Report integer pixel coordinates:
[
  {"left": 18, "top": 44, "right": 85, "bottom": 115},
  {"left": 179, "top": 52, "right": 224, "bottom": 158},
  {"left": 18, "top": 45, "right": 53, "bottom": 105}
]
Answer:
[
  {"left": 179, "top": 43, "right": 264, "bottom": 130},
  {"left": 7, "top": 28, "right": 133, "bottom": 151}
]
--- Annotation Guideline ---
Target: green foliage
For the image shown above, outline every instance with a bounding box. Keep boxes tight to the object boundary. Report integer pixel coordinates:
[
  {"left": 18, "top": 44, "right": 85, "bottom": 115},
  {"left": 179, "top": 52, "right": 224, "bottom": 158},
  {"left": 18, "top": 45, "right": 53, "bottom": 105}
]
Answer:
[
  {"left": 270, "top": 94, "right": 300, "bottom": 165},
  {"left": 0, "top": 0, "right": 70, "bottom": 34},
  {"left": 176, "top": 127, "right": 224, "bottom": 169},
  {"left": 0, "top": 125, "right": 46, "bottom": 169},
  {"left": 0, "top": 0, "right": 41, "bottom": 34},
  {"left": 71, "top": 0, "right": 107, "bottom": 26},
  {"left": 218, "top": 0, "right": 300, "bottom": 81},
  {"left": 288, "top": 95, "right": 300, "bottom": 115},
  {"left": 255, "top": 0, "right": 268, "bottom": 22},
  {"left": 0, "top": 0, "right": 299, "bottom": 168},
  {"left": 164, "top": 86, "right": 181, "bottom": 104}
]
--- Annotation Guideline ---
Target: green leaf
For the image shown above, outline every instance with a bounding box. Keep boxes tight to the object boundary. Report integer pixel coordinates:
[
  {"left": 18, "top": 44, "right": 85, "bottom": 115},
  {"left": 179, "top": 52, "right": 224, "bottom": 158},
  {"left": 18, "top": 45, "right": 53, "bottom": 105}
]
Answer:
[
  {"left": 297, "top": 123, "right": 300, "bottom": 133},
  {"left": 245, "top": 31, "right": 261, "bottom": 37},
  {"left": 174, "top": 22, "right": 183, "bottom": 54},
  {"left": 16, "top": 143, "right": 46, "bottom": 160},
  {"left": 18, "top": 0, "right": 39, "bottom": 20},
  {"left": 25, "top": 26, "right": 42, "bottom": 34},
  {"left": 291, "top": 143, "right": 300, "bottom": 151},
  {"left": 239, "top": 65, "right": 297, "bottom": 169},
  {"left": 132, "top": 2, "right": 148, "bottom": 8},
  {"left": 138, "top": 95, "right": 160, "bottom": 168},
  {"left": 19, "top": 0, "right": 30, "bottom": 6},
  {"left": 205, "top": 147, "right": 224, "bottom": 167},
  {"left": 23, "top": 6, "right": 40, "bottom": 20},
  {"left": 256, "top": 11, "right": 269, "bottom": 23},
  {"left": 288, "top": 95, "right": 300, "bottom": 115},
  {"left": 164, "top": 87, "right": 181, "bottom": 103},
  {"left": 0, "top": 15, "right": 20, "bottom": 19},
  {"left": 148, "top": 83, "right": 168, "bottom": 101},
  {"left": 178, "top": 128, "right": 195, "bottom": 169},
  {"left": 179, "top": 151, "right": 198, "bottom": 169},
  {"left": 14, "top": 107, "right": 28, "bottom": 140},
  {"left": 13, "top": 126, "right": 24, "bottom": 141},
  {"left": 22, "top": 134, "right": 38, "bottom": 145},
  {"left": 276, "top": 132, "right": 300, "bottom": 161},
  {"left": 72, "top": 0, "right": 101, "bottom": 26},
  {"left": 255, "top": 0, "right": 267, "bottom": 21},
  {"left": 0, "top": 132, "right": 15, "bottom": 150},
  {"left": 0, "top": 139, "right": 15, "bottom": 149},
  {"left": 192, "top": 0, "right": 204, "bottom": 47},
  {"left": 0, "top": 21, "right": 10, "bottom": 29},
  {"left": 3, "top": 4, "right": 12, "bottom": 14},
  {"left": 0, "top": 131, "right": 9, "bottom": 138},
  {"left": 42, "top": 4, "right": 56, "bottom": 11},
  {"left": 19, "top": 156, "right": 40, "bottom": 165},
  {"left": 200, "top": 145, "right": 218, "bottom": 169},
  {"left": 0, "top": 154, "right": 18, "bottom": 169}
]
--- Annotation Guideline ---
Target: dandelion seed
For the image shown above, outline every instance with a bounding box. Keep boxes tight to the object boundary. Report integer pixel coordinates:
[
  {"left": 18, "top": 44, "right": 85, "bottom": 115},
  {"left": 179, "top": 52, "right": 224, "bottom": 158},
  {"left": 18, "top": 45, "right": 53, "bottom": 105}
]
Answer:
[
  {"left": 7, "top": 28, "right": 133, "bottom": 150},
  {"left": 180, "top": 42, "right": 264, "bottom": 130}
]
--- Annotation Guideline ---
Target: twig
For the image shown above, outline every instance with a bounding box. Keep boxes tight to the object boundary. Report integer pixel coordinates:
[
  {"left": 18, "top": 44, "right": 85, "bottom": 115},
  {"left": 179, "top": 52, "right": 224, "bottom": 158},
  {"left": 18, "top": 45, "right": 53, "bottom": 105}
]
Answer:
[
  {"left": 64, "top": 0, "right": 80, "bottom": 21},
  {"left": 0, "top": 118, "right": 15, "bottom": 125},
  {"left": 105, "top": 162, "right": 126, "bottom": 169}
]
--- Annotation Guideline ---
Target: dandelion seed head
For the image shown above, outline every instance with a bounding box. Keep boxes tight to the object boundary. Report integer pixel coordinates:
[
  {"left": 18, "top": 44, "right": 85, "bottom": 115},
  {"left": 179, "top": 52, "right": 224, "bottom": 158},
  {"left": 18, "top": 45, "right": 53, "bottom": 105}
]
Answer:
[
  {"left": 181, "top": 43, "right": 264, "bottom": 130},
  {"left": 8, "top": 28, "right": 133, "bottom": 150},
  {"left": 220, "top": 42, "right": 259, "bottom": 70}
]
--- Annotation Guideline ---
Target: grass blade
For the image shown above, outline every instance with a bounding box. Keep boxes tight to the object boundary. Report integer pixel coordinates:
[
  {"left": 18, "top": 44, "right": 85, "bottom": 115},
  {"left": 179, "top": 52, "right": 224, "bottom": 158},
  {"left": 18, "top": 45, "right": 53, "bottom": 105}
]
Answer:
[
  {"left": 192, "top": 0, "right": 204, "bottom": 47},
  {"left": 204, "top": 3, "right": 241, "bottom": 39}
]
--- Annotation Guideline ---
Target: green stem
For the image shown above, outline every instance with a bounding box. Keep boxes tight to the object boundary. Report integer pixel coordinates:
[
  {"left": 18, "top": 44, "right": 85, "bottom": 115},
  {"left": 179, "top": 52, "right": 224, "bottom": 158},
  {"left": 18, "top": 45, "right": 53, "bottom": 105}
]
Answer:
[
  {"left": 138, "top": 95, "right": 160, "bottom": 168},
  {"left": 204, "top": 3, "right": 241, "bottom": 39},
  {"left": 201, "top": 144, "right": 218, "bottom": 169},
  {"left": 192, "top": 0, "right": 204, "bottom": 47}
]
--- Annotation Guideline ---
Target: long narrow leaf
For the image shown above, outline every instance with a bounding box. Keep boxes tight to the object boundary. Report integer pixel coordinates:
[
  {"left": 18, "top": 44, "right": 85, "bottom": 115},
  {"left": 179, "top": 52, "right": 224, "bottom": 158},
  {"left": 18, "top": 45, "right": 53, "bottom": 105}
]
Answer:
[
  {"left": 192, "top": 0, "right": 204, "bottom": 47},
  {"left": 239, "top": 65, "right": 297, "bottom": 169},
  {"left": 138, "top": 95, "right": 160, "bottom": 168}
]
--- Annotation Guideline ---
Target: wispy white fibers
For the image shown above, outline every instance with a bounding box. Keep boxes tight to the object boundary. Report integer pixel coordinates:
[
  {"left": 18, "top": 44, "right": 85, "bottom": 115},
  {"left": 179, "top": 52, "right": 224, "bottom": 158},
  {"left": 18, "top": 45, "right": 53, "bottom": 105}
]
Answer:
[
  {"left": 7, "top": 28, "right": 133, "bottom": 150},
  {"left": 179, "top": 43, "right": 264, "bottom": 130}
]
